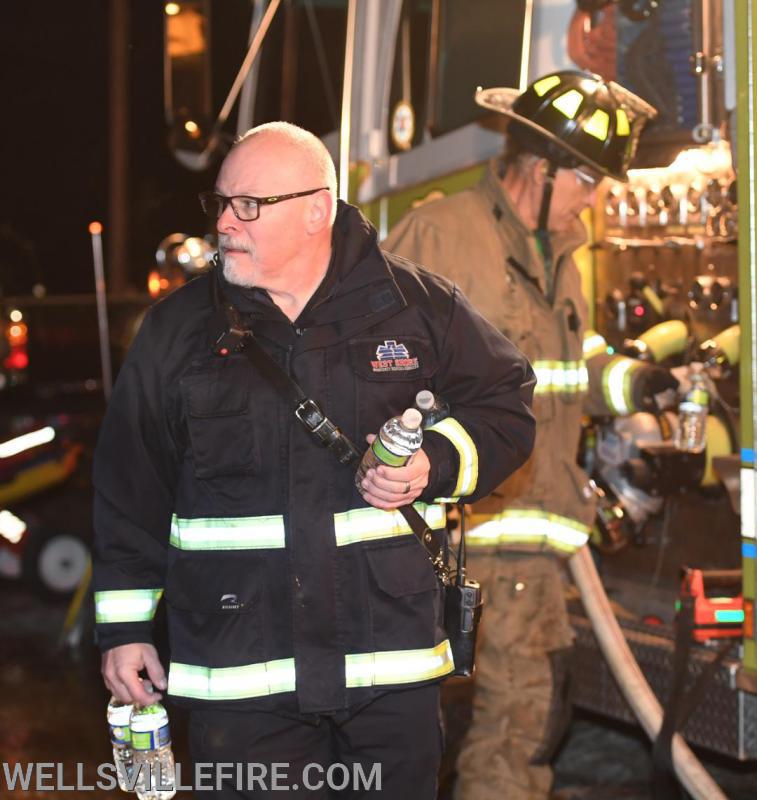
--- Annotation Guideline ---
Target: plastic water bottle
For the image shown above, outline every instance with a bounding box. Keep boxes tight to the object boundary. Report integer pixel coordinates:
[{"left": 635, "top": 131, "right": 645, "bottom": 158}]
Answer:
[
  {"left": 674, "top": 364, "right": 709, "bottom": 453},
  {"left": 355, "top": 408, "right": 423, "bottom": 489},
  {"left": 107, "top": 697, "right": 134, "bottom": 792},
  {"left": 130, "top": 702, "right": 176, "bottom": 800},
  {"left": 414, "top": 390, "right": 450, "bottom": 428}
]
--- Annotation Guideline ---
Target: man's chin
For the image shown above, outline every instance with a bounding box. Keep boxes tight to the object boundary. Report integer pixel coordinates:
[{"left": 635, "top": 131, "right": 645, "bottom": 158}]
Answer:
[{"left": 222, "top": 257, "right": 256, "bottom": 289}]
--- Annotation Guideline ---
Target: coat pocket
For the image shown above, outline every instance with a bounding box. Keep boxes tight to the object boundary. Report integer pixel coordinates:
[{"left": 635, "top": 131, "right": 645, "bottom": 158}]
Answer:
[
  {"left": 365, "top": 540, "right": 441, "bottom": 652},
  {"left": 180, "top": 360, "right": 260, "bottom": 479},
  {"left": 164, "top": 554, "right": 265, "bottom": 667},
  {"left": 349, "top": 335, "right": 439, "bottom": 439}
]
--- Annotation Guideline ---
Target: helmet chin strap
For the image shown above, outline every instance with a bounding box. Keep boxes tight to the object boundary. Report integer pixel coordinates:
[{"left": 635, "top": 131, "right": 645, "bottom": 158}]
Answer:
[{"left": 534, "top": 160, "right": 558, "bottom": 299}]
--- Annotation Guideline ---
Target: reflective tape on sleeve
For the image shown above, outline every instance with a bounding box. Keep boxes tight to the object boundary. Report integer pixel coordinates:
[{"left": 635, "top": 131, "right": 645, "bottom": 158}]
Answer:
[
  {"left": 583, "top": 330, "right": 608, "bottom": 361},
  {"left": 95, "top": 589, "right": 163, "bottom": 624},
  {"left": 602, "top": 357, "right": 641, "bottom": 415},
  {"left": 168, "top": 658, "right": 296, "bottom": 700},
  {"left": 170, "top": 514, "right": 286, "bottom": 550},
  {"left": 466, "top": 509, "right": 590, "bottom": 554},
  {"left": 533, "top": 360, "right": 588, "bottom": 395},
  {"left": 427, "top": 417, "right": 478, "bottom": 500},
  {"left": 345, "top": 640, "right": 454, "bottom": 687},
  {"left": 333, "top": 503, "right": 446, "bottom": 547}
]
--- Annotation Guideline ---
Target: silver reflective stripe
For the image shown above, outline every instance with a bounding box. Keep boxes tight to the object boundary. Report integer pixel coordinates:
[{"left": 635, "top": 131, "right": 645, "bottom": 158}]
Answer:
[
  {"left": 168, "top": 658, "right": 296, "bottom": 700},
  {"left": 95, "top": 589, "right": 163, "bottom": 624},
  {"left": 583, "top": 330, "right": 608, "bottom": 361},
  {"left": 467, "top": 509, "right": 590, "bottom": 553},
  {"left": 333, "top": 503, "right": 446, "bottom": 546},
  {"left": 533, "top": 360, "right": 589, "bottom": 395},
  {"left": 345, "top": 640, "right": 454, "bottom": 687},
  {"left": 170, "top": 513, "right": 286, "bottom": 550},
  {"left": 427, "top": 417, "right": 478, "bottom": 500},
  {"left": 602, "top": 357, "right": 640, "bottom": 415}
]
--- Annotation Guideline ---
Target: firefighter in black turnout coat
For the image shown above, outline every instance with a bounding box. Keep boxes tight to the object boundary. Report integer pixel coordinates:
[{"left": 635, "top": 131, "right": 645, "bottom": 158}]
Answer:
[{"left": 93, "top": 122, "right": 535, "bottom": 799}]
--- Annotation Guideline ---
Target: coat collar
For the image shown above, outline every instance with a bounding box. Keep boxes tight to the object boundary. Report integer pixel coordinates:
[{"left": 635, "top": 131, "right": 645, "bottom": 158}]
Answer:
[
  {"left": 216, "top": 201, "right": 407, "bottom": 347},
  {"left": 479, "top": 163, "right": 587, "bottom": 295}
]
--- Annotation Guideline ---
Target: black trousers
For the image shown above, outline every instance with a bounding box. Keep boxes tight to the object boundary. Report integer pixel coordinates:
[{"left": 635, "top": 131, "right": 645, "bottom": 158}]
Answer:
[{"left": 188, "top": 684, "right": 442, "bottom": 799}]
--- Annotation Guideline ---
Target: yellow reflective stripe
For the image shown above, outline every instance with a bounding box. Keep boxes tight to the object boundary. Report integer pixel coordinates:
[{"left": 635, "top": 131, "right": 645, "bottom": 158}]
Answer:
[
  {"left": 333, "top": 503, "right": 446, "bottom": 547},
  {"left": 533, "top": 360, "right": 588, "bottom": 394},
  {"left": 616, "top": 108, "right": 630, "bottom": 136},
  {"left": 168, "top": 642, "right": 455, "bottom": 699},
  {"left": 602, "top": 357, "right": 641, "bottom": 415},
  {"left": 95, "top": 589, "right": 163, "bottom": 624},
  {"left": 534, "top": 74, "right": 561, "bottom": 97},
  {"left": 741, "top": 468, "right": 756, "bottom": 539},
  {"left": 583, "top": 330, "right": 608, "bottom": 361},
  {"left": 584, "top": 108, "right": 610, "bottom": 141},
  {"left": 345, "top": 640, "right": 454, "bottom": 687},
  {"left": 466, "top": 509, "right": 590, "bottom": 553},
  {"left": 427, "top": 417, "right": 478, "bottom": 500},
  {"left": 170, "top": 513, "right": 286, "bottom": 550},
  {"left": 552, "top": 89, "right": 583, "bottom": 119},
  {"left": 168, "top": 658, "right": 296, "bottom": 700}
]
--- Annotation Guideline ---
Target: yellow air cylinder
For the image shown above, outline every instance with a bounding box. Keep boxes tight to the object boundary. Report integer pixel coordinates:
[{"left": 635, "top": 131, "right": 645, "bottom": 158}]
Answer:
[
  {"left": 701, "top": 414, "right": 733, "bottom": 488},
  {"left": 710, "top": 324, "right": 740, "bottom": 366},
  {"left": 631, "top": 320, "right": 689, "bottom": 363}
]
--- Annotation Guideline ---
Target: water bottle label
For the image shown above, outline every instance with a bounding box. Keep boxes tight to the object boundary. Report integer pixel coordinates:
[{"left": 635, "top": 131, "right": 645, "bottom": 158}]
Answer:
[
  {"left": 371, "top": 436, "right": 410, "bottom": 467},
  {"left": 689, "top": 388, "right": 709, "bottom": 405},
  {"left": 131, "top": 723, "right": 171, "bottom": 751},
  {"left": 109, "top": 723, "right": 131, "bottom": 745}
]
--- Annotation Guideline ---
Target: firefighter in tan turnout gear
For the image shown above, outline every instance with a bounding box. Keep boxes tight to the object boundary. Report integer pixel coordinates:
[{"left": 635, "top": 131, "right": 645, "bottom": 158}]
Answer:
[{"left": 383, "top": 71, "right": 678, "bottom": 800}]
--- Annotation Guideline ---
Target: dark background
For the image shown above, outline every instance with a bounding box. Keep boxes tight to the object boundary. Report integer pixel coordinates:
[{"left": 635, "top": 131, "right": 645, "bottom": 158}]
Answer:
[
  {"left": 1, "top": 0, "right": 698, "bottom": 298},
  {"left": 1, "top": 1, "right": 250, "bottom": 297}
]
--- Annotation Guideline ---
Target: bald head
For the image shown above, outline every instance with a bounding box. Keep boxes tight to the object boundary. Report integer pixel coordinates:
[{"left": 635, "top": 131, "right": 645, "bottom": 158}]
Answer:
[{"left": 234, "top": 122, "right": 338, "bottom": 224}]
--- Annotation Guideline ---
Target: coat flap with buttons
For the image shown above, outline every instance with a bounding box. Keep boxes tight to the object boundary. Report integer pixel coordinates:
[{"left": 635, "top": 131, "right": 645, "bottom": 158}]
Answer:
[{"left": 366, "top": 541, "right": 439, "bottom": 598}]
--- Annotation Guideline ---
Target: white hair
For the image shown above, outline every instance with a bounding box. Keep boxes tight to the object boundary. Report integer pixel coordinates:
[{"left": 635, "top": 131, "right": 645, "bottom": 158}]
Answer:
[{"left": 236, "top": 121, "right": 338, "bottom": 224}]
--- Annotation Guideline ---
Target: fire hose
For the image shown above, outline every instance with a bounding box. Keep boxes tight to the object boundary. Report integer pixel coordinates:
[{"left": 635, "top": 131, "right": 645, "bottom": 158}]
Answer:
[{"left": 569, "top": 545, "right": 727, "bottom": 800}]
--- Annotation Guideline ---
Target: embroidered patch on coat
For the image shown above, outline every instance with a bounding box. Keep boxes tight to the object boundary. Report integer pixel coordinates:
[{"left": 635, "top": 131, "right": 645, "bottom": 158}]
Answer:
[{"left": 371, "top": 340, "right": 420, "bottom": 372}]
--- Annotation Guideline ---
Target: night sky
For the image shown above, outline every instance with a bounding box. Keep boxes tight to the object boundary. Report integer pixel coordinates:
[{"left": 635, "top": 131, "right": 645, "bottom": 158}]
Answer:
[{"left": 2, "top": 1, "right": 249, "bottom": 297}]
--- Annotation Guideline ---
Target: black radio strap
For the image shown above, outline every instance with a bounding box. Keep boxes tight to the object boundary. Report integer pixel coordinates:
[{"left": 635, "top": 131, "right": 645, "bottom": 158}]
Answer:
[{"left": 209, "top": 273, "right": 451, "bottom": 584}]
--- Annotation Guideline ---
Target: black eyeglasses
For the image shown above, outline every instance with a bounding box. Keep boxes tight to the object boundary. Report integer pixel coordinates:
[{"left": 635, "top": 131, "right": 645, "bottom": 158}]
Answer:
[{"left": 198, "top": 187, "right": 328, "bottom": 222}]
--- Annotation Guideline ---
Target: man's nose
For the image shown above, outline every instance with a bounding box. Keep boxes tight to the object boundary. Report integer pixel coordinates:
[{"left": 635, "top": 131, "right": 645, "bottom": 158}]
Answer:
[
  {"left": 581, "top": 178, "right": 602, "bottom": 209},
  {"left": 217, "top": 201, "right": 238, "bottom": 233}
]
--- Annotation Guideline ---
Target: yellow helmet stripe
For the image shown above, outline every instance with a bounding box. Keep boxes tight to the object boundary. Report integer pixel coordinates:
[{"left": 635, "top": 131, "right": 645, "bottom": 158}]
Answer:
[
  {"left": 616, "top": 108, "right": 631, "bottom": 136},
  {"left": 584, "top": 108, "right": 610, "bottom": 141},
  {"left": 551, "top": 89, "right": 584, "bottom": 120},
  {"left": 533, "top": 74, "right": 561, "bottom": 97}
]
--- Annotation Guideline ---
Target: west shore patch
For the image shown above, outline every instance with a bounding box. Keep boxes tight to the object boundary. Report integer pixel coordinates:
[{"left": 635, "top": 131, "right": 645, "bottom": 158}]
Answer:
[{"left": 371, "top": 340, "right": 420, "bottom": 372}]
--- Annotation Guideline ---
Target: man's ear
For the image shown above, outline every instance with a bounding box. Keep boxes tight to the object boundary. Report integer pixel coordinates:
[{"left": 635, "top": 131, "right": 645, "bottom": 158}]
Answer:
[
  {"left": 306, "top": 191, "right": 333, "bottom": 234},
  {"left": 533, "top": 158, "right": 550, "bottom": 185}
]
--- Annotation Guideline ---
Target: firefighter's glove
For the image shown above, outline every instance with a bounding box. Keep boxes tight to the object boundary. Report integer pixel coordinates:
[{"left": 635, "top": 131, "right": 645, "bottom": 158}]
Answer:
[{"left": 631, "top": 364, "right": 679, "bottom": 412}]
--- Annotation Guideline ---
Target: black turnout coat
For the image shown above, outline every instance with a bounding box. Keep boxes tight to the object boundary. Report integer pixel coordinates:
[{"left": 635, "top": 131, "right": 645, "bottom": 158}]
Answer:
[{"left": 93, "top": 201, "right": 535, "bottom": 714}]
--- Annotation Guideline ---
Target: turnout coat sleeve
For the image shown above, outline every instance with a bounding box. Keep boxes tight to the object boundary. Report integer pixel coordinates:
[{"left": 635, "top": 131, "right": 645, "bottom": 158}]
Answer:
[
  {"left": 92, "top": 309, "right": 181, "bottom": 652},
  {"left": 581, "top": 327, "right": 648, "bottom": 418},
  {"left": 418, "top": 279, "right": 537, "bottom": 504}
]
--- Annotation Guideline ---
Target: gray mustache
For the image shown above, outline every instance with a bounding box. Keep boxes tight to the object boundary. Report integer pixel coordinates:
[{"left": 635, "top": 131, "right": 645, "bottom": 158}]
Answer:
[{"left": 219, "top": 237, "right": 250, "bottom": 253}]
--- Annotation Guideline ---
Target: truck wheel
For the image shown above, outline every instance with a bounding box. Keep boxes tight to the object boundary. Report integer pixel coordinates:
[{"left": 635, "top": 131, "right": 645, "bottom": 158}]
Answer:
[{"left": 24, "top": 530, "right": 89, "bottom": 598}]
